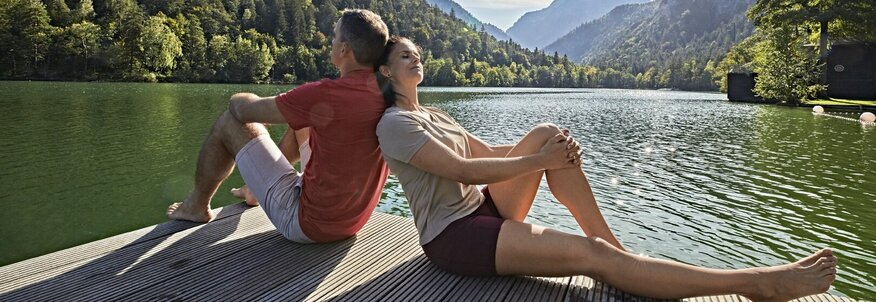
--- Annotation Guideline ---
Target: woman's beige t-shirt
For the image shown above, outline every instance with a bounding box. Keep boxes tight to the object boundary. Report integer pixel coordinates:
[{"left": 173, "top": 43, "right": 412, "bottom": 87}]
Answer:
[{"left": 376, "top": 106, "right": 485, "bottom": 245}]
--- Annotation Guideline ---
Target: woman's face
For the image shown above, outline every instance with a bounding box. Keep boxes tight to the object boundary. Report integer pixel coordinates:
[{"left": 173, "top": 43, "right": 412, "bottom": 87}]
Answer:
[{"left": 382, "top": 39, "right": 423, "bottom": 87}]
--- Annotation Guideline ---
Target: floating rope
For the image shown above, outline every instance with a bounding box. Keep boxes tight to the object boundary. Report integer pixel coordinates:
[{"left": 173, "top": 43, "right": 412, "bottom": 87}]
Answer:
[{"left": 812, "top": 106, "right": 876, "bottom": 126}]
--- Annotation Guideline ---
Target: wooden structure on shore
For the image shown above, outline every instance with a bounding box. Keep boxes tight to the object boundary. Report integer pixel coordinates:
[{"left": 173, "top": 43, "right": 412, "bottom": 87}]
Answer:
[{"left": 0, "top": 203, "right": 856, "bottom": 301}]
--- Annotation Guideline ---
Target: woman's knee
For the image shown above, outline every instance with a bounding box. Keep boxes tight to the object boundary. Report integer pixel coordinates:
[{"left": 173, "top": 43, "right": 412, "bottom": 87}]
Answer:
[
  {"left": 529, "top": 123, "right": 563, "bottom": 140},
  {"left": 572, "top": 236, "right": 623, "bottom": 280}
]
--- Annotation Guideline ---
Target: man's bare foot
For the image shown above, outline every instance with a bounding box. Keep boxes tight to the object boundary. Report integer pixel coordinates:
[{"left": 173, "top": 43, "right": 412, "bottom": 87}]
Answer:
[
  {"left": 746, "top": 249, "right": 837, "bottom": 302},
  {"left": 166, "top": 200, "right": 214, "bottom": 222},
  {"left": 231, "top": 185, "right": 259, "bottom": 206}
]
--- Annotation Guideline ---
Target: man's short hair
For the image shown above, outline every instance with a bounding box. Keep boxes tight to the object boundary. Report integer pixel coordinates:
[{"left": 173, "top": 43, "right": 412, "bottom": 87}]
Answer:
[{"left": 338, "top": 9, "right": 389, "bottom": 66}]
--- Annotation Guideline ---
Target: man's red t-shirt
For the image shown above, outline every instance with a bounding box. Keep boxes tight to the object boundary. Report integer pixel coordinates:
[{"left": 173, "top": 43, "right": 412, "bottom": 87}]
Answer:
[{"left": 275, "top": 70, "right": 390, "bottom": 242}]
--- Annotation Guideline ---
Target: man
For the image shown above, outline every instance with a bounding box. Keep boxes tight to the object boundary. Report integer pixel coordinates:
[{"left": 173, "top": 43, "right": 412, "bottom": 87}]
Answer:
[{"left": 167, "top": 9, "right": 390, "bottom": 243}]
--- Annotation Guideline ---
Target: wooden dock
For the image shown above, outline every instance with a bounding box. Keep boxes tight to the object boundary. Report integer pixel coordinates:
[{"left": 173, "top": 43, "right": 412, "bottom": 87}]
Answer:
[{"left": 0, "top": 203, "right": 855, "bottom": 301}]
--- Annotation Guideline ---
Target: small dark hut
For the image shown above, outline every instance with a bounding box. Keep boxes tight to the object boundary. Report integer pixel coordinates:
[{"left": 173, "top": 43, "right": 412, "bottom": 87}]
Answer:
[
  {"left": 727, "top": 72, "right": 758, "bottom": 102},
  {"left": 826, "top": 43, "right": 876, "bottom": 99}
]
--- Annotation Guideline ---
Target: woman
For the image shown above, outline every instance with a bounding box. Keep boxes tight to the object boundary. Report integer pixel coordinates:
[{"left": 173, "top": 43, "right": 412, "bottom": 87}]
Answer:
[{"left": 374, "top": 36, "right": 836, "bottom": 300}]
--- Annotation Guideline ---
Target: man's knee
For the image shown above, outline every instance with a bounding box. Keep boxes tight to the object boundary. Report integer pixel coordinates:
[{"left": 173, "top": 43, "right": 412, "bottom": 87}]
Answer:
[
  {"left": 216, "top": 110, "right": 268, "bottom": 136},
  {"left": 213, "top": 110, "right": 269, "bottom": 153}
]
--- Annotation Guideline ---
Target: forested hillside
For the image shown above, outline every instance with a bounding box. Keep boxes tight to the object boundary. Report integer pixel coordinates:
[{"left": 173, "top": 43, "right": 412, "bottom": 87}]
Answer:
[
  {"left": 507, "top": 0, "right": 648, "bottom": 50},
  {"left": 0, "top": 0, "right": 645, "bottom": 88},
  {"left": 547, "top": 0, "right": 754, "bottom": 91},
  {"left": 423, "top": 0, "right": 509, "bottom": 40}
]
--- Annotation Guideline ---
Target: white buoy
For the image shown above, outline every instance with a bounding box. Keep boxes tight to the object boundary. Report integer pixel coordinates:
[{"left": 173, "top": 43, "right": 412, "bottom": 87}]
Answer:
[
  {"left": 861, "top": 112, "right": 876, "bottom": 123},
  {"left": 813, "top": 106, "right": 824, "bottom": 114}
]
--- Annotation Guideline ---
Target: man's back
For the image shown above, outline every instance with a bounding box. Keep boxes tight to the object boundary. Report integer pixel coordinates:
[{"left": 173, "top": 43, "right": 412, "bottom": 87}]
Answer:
[{"left": 275, "top": 70, "right": 390, "bottom": 242}]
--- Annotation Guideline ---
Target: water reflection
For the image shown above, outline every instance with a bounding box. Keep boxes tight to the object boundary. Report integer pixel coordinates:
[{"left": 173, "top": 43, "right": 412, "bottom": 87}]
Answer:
[
  {"left": 399, "top": 88, "right": 873, "bottom": 298},
  {"left": 0, "top": 83, "right": 872, "bottom": 299}
]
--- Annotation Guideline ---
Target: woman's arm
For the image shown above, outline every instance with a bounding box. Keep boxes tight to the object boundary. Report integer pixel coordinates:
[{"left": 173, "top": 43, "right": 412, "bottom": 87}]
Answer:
[
  {"left": 408, "top": 133, "right": 579, "bottom": 185},
  {"left": 467, "top": 128, "right": 573, "bottom": 159},
  {"left": 467, "top": 132, "right": 515, "bottom": 158}
]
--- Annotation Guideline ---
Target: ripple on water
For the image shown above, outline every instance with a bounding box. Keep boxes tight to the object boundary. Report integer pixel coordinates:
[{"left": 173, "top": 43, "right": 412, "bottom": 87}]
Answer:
[
  {"left": 2, "top": 85, "right": 873, "bottom": 299},
  {"left": 415, "top": 89, "right": 875, "bottom": 298}
]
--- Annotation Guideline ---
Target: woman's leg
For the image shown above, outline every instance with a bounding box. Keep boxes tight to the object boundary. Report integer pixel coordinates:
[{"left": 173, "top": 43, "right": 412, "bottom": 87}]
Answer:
[
  {"left": 486, "top": 123, "right": 556, "bottom": 220},
  {"left": 488, "top": 123, "right": 623, "bottom": 249},
  {"left": 495, "top": 220, "right": 837, "bottom": 300}
]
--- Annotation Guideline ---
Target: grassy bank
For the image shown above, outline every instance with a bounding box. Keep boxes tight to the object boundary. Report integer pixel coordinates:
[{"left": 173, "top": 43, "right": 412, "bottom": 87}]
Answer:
[{"left": 803, "top": 98, "right": 876, "bottom": 106}]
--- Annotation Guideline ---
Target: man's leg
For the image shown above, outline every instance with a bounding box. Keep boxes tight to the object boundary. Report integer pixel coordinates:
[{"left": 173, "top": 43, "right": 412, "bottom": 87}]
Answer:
[
  {"left": 231, "top": 127, "right": 310, "bottom": 204},
  {"left": 495, "top": 220, "right": 837, "bottom": 300},
  {"left": 167, "top": 110, "right": 268, "bottom": 222}
]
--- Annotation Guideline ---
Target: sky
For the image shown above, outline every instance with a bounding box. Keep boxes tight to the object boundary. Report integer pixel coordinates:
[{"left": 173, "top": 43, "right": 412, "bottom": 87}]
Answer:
[{"left": 454, "top": 0, "right": 553, "bottom": 30}]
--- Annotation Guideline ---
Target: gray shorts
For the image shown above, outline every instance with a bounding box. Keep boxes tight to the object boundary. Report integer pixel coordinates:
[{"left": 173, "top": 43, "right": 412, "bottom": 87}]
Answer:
[{"left": 235, "top": 134, "right": 313, "bottom": 243}]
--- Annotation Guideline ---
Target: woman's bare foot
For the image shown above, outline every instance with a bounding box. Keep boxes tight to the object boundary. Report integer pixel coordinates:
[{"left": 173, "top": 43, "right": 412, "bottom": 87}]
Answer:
[
  {"left": 166, "top": 200, "right": 214, "bottom": 222},
  {"left": 231, "top": 185, "right": 259, "bottom": 206},
  {"left": 746, "top": 249, "right": 837, "bottom": 302}
]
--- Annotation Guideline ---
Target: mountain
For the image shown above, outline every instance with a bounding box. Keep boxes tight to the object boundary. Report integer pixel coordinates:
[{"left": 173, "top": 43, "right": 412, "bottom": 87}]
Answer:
[
  {"left": 506, "top": 0, "right": 649, "bottom": 50},
  {"left": 546, "top": 0, "right": 755, "bottom": 90},
  {"left": 424, "top": 0, "right": 510, "bottom": 40}
]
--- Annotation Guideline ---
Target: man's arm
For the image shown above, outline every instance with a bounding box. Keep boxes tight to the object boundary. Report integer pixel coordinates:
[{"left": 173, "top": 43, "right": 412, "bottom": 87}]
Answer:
[
  {"left": 228, "top": 93, "right": 287, "bottom": 124},
  {"left": 278, "top": 128, "right": 304, "bottom": 164}
]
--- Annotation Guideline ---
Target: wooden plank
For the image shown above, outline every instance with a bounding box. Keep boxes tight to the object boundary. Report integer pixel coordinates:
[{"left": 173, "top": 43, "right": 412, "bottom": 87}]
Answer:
[
  {"left": 6, "top": 207, "right": 277, "bottom": 301},
  {"left": 506, "top": 276, "right": 570, "bottom": 302},
  {"left": 316, "top": 221, "right": 427, "bottom": 302},
  {"left": 325, "top": 255, "right": 431, "bottom": 302},
  {"left": 0, "top": 203, "right": 256, "bottom": 300},
  {"left": 301, "top": 222, "right": 419, "bottom": 300},
  {"left": 180, "top": 213, "right": 404, "bottom": 301},
  {"left": 0, "top": 203, "right": 249, "bottom": 284},
  {"left": 256, "top": 214, "right": 420, "bottom": 301},
  {"left": 377, "top": 254, "right": 463, "bottom": 302},
  {"left": 119, "top": 212, "right": 400, "bottom": 301},
  {"left": 566, "top": 275, "right": 592, "bottom": 302},
  {"left": 445, "top": 275, "right": 517, "bottom": 301},
  {"left": 0, "top": 208, "right": 860, "bottom": 302}
]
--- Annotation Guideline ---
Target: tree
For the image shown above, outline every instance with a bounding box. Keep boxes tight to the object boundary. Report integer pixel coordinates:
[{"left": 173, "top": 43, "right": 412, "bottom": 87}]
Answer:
[
  {"left": 0, "top": 0, "right": 54, "bottom": 78},
  {"left": 139, "top": 14, "right": 182, "bottom": 80},
  {"left": 55, "top": 21, "right": 101, "bottom": 76},
  {"left": 748, "top": 0, "right": 876, "bottom": 58},
  {"left": 73, "top": 0, "right": 95, "bottom": 23},
  {"left": 45, "top": 0, "right": 72, "bottom": 26},
  {"left": 713, "top": 33, "right": 761, "bottom": 92},
  {"left": 170, "top": 14, "right": 210, "bottom": 82},
  {"left": 751, "top": 28, "right": 824, "bottom": 104}
]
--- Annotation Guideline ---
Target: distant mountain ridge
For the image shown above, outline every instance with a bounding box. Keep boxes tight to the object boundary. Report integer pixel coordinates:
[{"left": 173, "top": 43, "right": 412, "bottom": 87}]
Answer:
[
  {"left": 424, "top": 0, "right": 510, "bottom": 40},
  {"left": 546, "top": 0, "right": 755, "bottom": 90},
  {"left": 506, "top": 0, "right": 650, "bottom": 50}
]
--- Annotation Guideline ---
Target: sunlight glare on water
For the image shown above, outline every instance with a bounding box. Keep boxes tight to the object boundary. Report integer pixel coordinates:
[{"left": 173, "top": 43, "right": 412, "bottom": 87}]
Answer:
[{"left": 0, "top": 83, "right": 873, "bottom": 299}]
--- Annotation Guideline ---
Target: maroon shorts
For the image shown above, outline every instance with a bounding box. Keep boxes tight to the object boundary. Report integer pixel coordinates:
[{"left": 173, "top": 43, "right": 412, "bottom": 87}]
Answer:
[{"left": 421, "top": 188, "right": 505, "bottom": 276}]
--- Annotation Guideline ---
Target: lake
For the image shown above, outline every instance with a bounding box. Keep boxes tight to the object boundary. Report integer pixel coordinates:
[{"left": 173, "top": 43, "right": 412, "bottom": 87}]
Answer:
[{"left": 0, "top": 82, "right": 873, "bottom": 299}]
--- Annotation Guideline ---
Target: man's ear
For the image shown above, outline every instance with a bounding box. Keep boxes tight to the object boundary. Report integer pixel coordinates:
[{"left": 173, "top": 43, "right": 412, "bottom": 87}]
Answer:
[{"left": 340, "top": 42, "right": 351, "bottom": 57}]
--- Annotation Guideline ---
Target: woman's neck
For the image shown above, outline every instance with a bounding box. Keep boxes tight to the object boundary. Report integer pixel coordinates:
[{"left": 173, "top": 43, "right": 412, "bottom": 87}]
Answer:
[{"left": 394, "top": 85, "right": 420, "bottom": 111}]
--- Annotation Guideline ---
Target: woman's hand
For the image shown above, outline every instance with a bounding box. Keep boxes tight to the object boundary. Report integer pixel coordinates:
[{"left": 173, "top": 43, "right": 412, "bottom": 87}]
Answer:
[
  {"left": 538, "top": 133, "right": 581, "bottom": 170},
  {"left": 564, "top": 134, "right": 583, "bottom": 166}
]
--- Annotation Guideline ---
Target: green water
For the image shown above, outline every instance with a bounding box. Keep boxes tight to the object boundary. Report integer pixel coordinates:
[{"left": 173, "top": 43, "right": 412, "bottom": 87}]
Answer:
[{"left": 1, "top": 82, "right": 873, "bottom": 299}]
